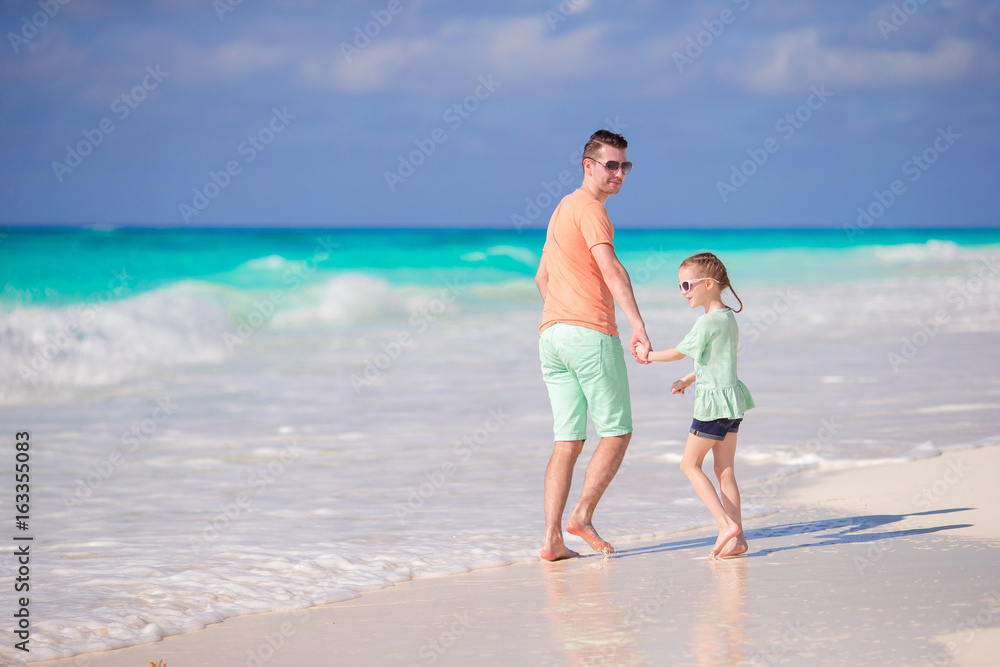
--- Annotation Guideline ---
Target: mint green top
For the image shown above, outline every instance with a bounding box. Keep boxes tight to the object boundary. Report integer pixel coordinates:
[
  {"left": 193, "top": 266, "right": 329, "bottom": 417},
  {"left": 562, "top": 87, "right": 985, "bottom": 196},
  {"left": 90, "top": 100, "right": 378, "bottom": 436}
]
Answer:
[{"left": 676, "top": 308, "right": 755, "bottom": 421}]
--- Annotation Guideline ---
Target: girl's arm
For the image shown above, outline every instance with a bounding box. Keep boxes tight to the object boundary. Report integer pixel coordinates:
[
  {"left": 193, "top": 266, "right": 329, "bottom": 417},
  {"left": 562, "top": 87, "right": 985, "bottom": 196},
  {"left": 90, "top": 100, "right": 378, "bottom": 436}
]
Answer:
[{"left": 635, "top": 343, "right": 686, "bottom": 363}]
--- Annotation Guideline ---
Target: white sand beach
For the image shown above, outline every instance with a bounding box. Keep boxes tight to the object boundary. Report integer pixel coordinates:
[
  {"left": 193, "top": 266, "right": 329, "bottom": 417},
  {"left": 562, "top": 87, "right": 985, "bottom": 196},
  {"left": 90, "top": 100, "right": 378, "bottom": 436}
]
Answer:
[{"left": 32, "top": 444, "right": 1000, "bottom": 667}]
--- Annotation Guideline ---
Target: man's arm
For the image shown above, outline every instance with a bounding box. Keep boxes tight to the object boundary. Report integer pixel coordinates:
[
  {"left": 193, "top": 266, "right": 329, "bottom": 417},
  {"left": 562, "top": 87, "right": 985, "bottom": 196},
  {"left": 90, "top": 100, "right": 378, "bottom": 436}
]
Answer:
[
  {"left": 535, "top": 251, "right": 549, "bottom": 301},
  {"left": 591, "top": 243, "right": 650, "bottom": 361}
]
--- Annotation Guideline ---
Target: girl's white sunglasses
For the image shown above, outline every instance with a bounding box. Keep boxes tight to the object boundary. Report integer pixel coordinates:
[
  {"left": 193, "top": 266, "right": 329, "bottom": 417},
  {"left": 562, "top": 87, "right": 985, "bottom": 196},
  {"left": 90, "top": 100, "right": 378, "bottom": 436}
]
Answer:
[{"left": 678, "top": 277, "right": 712, "bottom": 292}]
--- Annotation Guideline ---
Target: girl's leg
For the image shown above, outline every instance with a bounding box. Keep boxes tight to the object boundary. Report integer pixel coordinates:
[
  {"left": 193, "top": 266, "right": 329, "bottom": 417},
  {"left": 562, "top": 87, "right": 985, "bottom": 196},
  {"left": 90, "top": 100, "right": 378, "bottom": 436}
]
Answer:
[
  {"left": 712, "top": 431, "right": 747, "bottom": 557},
  {"left": 679, "top": 431, "right": 740, "bottom": 559}
]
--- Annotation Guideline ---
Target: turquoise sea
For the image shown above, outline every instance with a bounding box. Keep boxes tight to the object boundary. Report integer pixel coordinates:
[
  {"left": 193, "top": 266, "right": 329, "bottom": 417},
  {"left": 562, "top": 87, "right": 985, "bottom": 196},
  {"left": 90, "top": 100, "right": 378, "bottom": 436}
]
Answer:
[
  {"left": 3, "top": 227, "right": 999, "bottom": 307},
  {"left": 1, "top": 226, "right": 999, "bottom": 662}
]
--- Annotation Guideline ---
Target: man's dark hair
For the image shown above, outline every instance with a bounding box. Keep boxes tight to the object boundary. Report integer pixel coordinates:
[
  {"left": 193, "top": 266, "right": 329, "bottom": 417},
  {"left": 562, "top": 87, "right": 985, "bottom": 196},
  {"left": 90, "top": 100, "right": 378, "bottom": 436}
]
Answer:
[{"left": 582, "top": 130, "right": 627, "bottom": 169}]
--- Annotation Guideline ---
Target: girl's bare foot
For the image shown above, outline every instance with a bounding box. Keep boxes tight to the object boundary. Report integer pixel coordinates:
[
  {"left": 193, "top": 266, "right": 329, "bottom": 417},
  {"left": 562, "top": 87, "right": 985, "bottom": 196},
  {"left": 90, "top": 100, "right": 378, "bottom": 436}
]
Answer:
[
  {"left": 710, "top": 523, "right": 742, "bottom": 559},
  {"left": 566, "top": 517, "right": 615, "bottom": 554},
  {"left": 717, "top": 532, "right": 748, "bottom": 558}
]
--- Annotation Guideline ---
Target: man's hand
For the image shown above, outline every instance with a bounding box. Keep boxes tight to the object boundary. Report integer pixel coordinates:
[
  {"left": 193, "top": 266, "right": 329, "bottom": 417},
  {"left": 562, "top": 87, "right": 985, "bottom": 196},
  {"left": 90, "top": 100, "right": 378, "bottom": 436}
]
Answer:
[{"left": 630, "top": 331, "right": 651, "bottom": 364}]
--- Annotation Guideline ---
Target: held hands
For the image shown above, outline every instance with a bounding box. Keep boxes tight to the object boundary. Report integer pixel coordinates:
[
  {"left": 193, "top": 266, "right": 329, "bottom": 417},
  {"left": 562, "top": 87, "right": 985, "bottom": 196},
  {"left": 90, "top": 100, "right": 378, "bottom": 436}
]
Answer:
[
  {"left": 629, "top": 329, "right": 652, "bottom": 365},
  {"left": 631, "top": 340, "right": 651, "bottom": 365}
]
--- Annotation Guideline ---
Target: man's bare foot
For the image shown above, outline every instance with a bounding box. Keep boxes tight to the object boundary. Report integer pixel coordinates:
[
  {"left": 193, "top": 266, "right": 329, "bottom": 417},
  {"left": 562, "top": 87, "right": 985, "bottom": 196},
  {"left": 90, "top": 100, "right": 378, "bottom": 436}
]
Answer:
[
  {"left": 540, "top": 545, "right": 580, "bottom": 561},
  {"left": 710, "top": 523, "right": 742, "bottom": 559},
  {"left": 716, "top": 532, "right": 748, "bottom": 558},
  {"left": 566, "top": 517, "right": 614, "bottom": 554}
]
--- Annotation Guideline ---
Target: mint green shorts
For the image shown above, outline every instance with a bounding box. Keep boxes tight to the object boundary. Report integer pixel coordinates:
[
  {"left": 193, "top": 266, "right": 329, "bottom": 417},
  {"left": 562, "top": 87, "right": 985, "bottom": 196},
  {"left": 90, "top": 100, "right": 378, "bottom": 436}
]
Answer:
[{"left": 539, "top": 323, "right": 633, "bottom": 441}]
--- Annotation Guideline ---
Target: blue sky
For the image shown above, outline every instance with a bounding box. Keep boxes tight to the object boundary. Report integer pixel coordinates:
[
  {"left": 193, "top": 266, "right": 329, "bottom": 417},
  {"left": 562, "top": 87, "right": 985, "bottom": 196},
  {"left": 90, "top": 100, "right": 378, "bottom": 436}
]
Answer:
[{"left": 1, "top": 0, "right": 998, "bottom": 228}]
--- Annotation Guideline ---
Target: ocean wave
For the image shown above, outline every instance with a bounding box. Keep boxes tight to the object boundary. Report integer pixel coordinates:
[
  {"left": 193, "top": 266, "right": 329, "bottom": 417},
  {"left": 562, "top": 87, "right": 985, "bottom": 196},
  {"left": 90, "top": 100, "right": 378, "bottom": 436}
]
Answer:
[
  {"left": 460, "top": 245, "right": 537, "bottom": 267},
  {"left": 738, "top": 440, "right": 941, "bottom": 469},
  {"left": 270, "top": 274, "right": 411, "bottom": 328},
  {"left": 235, "top": 254, "right": 300, "bottom": 272},
  {"left": 0, "top": 286, "right": 231, "bottom": 405},
  {"left": 0, "top": 273, "right": 476, "bottom": 402},
  {"left": 869, "top": 239, "right": 963, "bottom": 263}
]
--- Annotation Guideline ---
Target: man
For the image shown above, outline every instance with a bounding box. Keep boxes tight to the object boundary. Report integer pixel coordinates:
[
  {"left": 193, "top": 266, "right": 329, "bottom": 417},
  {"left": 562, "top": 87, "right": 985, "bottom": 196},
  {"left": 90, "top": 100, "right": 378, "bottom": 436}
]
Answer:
[{"left": 534, "top": 129, "right": 650, "bottom": 561}]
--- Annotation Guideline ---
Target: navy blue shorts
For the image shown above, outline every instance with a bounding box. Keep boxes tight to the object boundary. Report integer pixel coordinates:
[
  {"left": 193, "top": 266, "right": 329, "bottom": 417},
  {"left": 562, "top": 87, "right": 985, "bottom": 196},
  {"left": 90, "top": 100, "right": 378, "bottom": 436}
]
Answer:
[{"left": 690, "top": 417, "right": 742, "bottom": 441}]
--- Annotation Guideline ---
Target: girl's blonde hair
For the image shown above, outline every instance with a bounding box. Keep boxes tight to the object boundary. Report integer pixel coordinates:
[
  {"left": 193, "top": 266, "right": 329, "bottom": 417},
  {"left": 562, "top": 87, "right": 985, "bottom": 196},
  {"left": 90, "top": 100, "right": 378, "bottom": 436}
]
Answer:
[{"left": 680, "top": 252, "right": 744, "bottom": 313}]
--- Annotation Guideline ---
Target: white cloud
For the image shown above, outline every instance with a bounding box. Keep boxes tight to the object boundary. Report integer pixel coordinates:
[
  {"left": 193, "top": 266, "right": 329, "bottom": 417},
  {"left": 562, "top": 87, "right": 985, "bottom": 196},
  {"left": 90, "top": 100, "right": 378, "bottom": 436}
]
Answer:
[
  {"left": 721, "top": 29, "right": 979, "bottom": 95},
  {"left": 203, "top": 40, "right": 297, "bottom": 79},
  {"left": 296, "top": 15, "right": 611, "bottom": 95}
]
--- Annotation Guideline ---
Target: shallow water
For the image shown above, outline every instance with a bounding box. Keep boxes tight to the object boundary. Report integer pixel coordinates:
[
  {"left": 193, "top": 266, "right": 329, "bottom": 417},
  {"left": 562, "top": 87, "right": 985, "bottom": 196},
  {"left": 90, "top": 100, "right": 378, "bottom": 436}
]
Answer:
[{"left": 1, "top": 227, "right": 998, "bottom": 661}]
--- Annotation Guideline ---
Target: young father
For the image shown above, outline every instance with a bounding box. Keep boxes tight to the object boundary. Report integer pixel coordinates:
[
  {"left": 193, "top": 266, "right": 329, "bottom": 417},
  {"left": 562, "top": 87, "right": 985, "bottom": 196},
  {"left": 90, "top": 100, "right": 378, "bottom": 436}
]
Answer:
[{"left": 534, "top": 129, "right": 650, "bottom": 561}]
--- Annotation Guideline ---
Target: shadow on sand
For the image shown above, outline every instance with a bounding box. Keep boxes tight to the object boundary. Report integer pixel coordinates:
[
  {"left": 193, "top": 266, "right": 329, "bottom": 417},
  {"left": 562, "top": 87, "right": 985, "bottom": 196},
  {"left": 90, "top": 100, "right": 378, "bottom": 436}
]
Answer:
[{"left": 600, "top": 507, "right": 974, "bottom": 560}]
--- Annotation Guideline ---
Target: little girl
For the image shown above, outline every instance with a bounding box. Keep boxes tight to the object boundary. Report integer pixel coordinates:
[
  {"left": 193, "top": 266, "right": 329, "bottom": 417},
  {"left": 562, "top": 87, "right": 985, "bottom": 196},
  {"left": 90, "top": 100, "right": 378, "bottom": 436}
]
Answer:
[{"left": 635, "top": 252, "right": 754, "bottom": 559}]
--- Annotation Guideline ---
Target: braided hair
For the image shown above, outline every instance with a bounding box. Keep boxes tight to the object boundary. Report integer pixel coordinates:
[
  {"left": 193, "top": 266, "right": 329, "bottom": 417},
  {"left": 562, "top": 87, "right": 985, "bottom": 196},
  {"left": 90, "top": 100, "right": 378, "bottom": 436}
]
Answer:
[{"left": 680, "top": 252, "right": 744, "bottom": 313}]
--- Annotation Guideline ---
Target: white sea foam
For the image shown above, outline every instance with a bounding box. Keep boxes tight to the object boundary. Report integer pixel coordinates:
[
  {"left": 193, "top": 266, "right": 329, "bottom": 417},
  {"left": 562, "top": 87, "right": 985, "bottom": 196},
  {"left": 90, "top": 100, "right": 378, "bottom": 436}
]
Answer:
[
  {"left": 484, "top": 244, "right": 537, "bottom": 266},
  {"left": 460, "top": 246, "right": 537, "bottom": 266},
  {"left": 236, "top": 254, "right": 296, "bottom": 271},
  {"left": 0, "top": 287, "right": 230, "bottom": 405},
  {"left": 870, "top": 239, "right": 961, "bottom": 263},
  {"left": 270, "top": 274, "right": 410, "bottom": 328}
]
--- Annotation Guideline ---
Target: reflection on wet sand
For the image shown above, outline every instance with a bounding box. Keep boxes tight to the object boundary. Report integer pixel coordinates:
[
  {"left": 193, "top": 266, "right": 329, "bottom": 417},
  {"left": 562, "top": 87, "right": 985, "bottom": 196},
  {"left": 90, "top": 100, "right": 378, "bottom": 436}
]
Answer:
[
  {"left": 690, "top": 557, "right": 748, "bottom": 665},
  {"left": 542, "top": 558, "right": 644, "bottom": 666},
  {"left": 542, "top": 551, "right": 749, "bottom": 666}
]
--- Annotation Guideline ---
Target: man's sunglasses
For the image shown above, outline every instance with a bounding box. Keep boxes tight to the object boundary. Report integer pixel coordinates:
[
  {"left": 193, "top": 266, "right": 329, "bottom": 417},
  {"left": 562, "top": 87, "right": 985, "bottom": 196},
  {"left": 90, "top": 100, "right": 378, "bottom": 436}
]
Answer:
[
  {"left": 678, "top": 277, "right": 711, "bottom": 292},
  {"left": 587, "top": 158, "right": 633, "bottom": 174}
]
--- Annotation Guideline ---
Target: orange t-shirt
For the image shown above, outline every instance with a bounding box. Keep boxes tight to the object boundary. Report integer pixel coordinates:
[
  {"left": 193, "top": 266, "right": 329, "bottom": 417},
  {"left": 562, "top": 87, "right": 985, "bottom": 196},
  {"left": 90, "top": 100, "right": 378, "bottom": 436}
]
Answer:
[{"left": 540, "top": 188, "right": 618, "bottom": 337}]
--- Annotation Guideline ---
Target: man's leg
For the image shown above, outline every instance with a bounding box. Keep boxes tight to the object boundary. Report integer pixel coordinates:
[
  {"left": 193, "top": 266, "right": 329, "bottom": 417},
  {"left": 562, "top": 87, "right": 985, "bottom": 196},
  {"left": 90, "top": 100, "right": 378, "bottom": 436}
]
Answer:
[
  {"left": 566, "top": 432, "right": 631, "bottom": 554},
  {"left": 566, "top": 329, "right": 633, "bottom": 555},
  {"left": 541, "top": 439, "right": 585, "bottom": 561}
]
